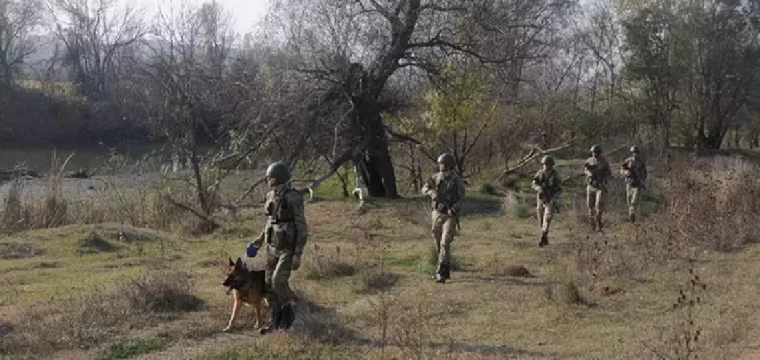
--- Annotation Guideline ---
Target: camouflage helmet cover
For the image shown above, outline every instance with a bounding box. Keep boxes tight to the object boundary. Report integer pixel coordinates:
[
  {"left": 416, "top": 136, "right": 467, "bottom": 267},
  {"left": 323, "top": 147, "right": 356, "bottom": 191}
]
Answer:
[
  {"left": 540, "top": 155, "right": 555, "bottom": 166},
  {"left": 266, "top": 161, "right": 291, "bottom": 183},
  {"left": 437, "top": 153, "right": 456, "bottom": 168},
  {"left": 630, "top": 145, "right": 640, "bottom": 153},
  {"left": 590, "top": 144, "right": 602, "bottom": 153}
]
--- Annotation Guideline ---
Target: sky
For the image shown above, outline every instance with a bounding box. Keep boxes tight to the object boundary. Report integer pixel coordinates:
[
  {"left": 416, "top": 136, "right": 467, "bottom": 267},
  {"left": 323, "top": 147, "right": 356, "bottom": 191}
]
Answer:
[
  {"left": 135, "top": 0, "right": 272, "bottom": 35},
  {"left": 210, "top": 0, "right": 271, "bottom": 34}
]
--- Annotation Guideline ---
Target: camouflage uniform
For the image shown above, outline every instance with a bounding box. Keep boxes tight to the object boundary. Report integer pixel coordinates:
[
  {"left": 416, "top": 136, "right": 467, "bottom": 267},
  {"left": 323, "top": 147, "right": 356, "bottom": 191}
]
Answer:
[
  {"left": 422, "top": 156, "right": 465, "bottom": 283},
  {"left": 584, "top": 147, "right": 612, "bottom": 231},
  {"left": 621, "top": 147, "right": 648, "bottom": 222},
  {"left": 532, "top": 158, "right": 562, "bottom": 247},
  {"left": 251, "top": 169, "right": 308, "bottom": 332}
]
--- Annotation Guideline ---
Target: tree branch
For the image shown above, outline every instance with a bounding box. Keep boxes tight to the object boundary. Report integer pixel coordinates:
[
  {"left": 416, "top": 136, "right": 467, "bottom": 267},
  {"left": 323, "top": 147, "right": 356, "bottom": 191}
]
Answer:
[{"left": 494, "top": 137, "right": 583, "bottom": 181}]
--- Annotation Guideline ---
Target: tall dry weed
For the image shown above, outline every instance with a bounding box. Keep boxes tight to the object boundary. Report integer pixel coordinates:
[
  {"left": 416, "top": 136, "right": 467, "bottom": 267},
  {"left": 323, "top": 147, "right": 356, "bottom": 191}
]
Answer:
[{"left": 638, "top": 155, "right": 760, "bottom": 256}]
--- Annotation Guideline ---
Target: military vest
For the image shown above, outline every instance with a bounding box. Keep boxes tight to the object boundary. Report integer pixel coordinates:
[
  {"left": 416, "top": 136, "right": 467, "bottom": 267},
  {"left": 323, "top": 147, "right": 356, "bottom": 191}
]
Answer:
[
  {"left": 267, "top": 188, "right": 298, "bottom": 224},
  {"left": 585, "top": 156, "right": 609, "bottom": 188},
  {"left": 623, "top": 156, "right": 646, "bottom": 187},
  {"left": 535, "top": 168, "right": 560, "bottom": 200},
  {"left": 432, "top": 173, "right": 461, "bottom": 213}
]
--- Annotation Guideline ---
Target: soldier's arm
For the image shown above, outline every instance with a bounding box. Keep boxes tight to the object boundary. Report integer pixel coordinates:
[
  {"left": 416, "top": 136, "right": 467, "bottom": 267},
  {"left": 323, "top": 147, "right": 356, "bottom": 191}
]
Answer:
[
  {"left": 421, "top": 175, "right": 436, "bottom": 196},
  {"left": 290, "top": 192, "right": 308, "bottom": 258},
  {"left": 531, "top": 171, "right": 543, "bottom": 192},
  {"left": 583, "top": 159, "right": 592, "bottom": 177}
]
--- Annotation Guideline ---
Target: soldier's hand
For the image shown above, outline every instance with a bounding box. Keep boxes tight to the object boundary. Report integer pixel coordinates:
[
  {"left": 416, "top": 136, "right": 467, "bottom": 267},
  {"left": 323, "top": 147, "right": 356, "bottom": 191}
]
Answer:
[
  {"left": 430, "top": 190, "right": 438, "bottom": 201},
  {"left": 447, "top": 208, "right": 454, "bottom": 217},
  {"left": 292, "top": 255, "right": 301, "bottom": 271}
]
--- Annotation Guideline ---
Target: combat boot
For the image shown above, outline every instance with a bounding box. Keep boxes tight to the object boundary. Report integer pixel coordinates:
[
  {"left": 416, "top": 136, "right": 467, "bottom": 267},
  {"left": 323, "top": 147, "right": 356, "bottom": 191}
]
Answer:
[
  {"left": 434, "top": 263, "right": 446, "bottom": 283},
  {"left": 279, "top": 303, "right": 296, "bottom": 330},
  {"left": 442, "top": 263, "right": 450, "bottom": 280},
  {"left": 629, "top": 213, "right": 636, "bottom": 223},
  {"left": 539, "top": 231, "right": 549, "bottom": 247},
  {"left": 259, "top": 304, "right": 282, "bottom": 335},
  {"left": 595, "top": 214, "right": 603, "bottom": 232}
]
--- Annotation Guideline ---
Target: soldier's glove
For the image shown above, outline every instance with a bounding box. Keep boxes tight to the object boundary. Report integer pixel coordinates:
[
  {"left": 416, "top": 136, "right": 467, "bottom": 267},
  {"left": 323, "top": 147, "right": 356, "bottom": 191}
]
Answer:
[{"left": 246, "top": 242, "right": 259, "bottom": 258}]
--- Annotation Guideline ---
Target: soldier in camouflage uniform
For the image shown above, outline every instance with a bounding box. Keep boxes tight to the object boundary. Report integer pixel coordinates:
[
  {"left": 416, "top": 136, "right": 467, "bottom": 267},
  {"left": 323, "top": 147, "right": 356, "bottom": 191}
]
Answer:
[
  {"left": 584, "top": 145, "right": 612, "bottom": 231},
  {"left": 532, "top": 155, "right": 562, "bottom": 247},
  {"left": 247, "top": 161, "right": 308, "bottom": 334},
  {"left": 620, "top": 145, "right": 648, "bottom": 223},
  {"left": 422, "top": 153, "right": 465, "bottom": 284}
]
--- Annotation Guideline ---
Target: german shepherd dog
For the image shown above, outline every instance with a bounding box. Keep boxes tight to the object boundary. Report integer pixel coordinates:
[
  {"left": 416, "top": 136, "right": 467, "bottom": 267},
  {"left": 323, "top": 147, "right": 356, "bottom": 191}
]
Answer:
[{"left": 222, "top": 257, "right": 269, "bottom": 332}]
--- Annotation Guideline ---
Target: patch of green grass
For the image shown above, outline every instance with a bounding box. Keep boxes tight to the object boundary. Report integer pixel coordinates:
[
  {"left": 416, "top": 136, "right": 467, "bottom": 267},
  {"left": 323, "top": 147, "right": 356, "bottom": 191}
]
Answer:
[
  {"left": 98, "top": 335, "right": 172, "bottom": 359},
  {"left": 514, "top": 204, "right": 532, "bottom": 219}
]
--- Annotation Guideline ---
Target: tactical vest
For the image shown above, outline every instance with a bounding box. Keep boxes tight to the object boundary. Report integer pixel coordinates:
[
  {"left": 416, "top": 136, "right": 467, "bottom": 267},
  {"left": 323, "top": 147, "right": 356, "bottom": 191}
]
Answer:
[
  {"left": 268, "top": 189, "right": 297, "bottom": 224},
  {"left": 624, "top": 157, "right": 644, "bottom": 187},
  {"left": 434, "top": 174, "right": 459, "bottom": 213},
  {"left": 586, "top": 157, "right": 607, "bottom": 188},
  {"left": 266, "top": 189, "right": 300, "bottom": 251},
  {"left": 536, "top": 169, "right": 559, "bottom": 200}
]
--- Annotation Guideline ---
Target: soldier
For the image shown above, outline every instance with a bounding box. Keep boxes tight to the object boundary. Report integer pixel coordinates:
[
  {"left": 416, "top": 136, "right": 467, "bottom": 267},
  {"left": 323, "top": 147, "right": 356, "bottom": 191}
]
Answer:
[
  {"left": 532, "top": 155, "right": 562, "bottom": 247},
  {"left": 422, "top": 153, "right": 466, "bottom": 284},
  {"left": 621, "top": 145, "right": 648, "bottom": 223},
  {"left": 247, "top": 161, "right": 308, "bottom": 334},
  {"left": 584, "top": 145, "right": 612, "bottom": 231}
]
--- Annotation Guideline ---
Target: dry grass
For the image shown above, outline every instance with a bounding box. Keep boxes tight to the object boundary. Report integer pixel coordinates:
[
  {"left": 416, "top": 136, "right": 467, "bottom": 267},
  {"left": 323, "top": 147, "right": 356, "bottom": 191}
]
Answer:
[
  {"left": 303, "top": 244, "right": 358, "bottom": 281},
  {"left": 4, "top": 152, "right": 760, "bottom": 359},
  {"left": 0, "top": 270, "right": 204, "bottom": 356}
]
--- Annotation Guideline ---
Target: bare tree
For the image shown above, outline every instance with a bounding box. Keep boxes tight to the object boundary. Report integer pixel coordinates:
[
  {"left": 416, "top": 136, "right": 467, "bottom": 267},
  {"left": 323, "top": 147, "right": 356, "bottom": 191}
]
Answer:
[
  {"left": 0, "top": 0, "right": 42, "bottom": 86},
  {"left": 48, "top": 0, "right": 145, "bottom": 98},
  {"left": 265, "top": 0, "right": 572, "bottom": 198}
]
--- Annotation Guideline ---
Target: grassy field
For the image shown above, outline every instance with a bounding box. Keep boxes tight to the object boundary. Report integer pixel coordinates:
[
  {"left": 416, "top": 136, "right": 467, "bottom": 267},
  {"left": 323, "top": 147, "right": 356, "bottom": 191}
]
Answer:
[{"left": 2, "top": 154, "right": 760, "bottom": 359}]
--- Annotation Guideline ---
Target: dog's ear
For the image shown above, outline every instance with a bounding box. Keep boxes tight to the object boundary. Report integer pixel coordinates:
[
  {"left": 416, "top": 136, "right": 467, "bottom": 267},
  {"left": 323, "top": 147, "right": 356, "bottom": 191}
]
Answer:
[
  {"left": 228, "top": 257, "right": 235, "bottom": 267},
  {"left": 235, "top": 257, "right": 243, "bottom": 268}
]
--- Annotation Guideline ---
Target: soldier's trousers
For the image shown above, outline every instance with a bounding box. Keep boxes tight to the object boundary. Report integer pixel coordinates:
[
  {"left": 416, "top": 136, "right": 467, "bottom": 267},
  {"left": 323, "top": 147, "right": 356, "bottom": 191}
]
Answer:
[
  {"left": 586, "top": 185, "right": 606, "bottom": 219},
  {"left": 626, "top": 185, "right": 641, "bottom": 216},
  {"left": 265, "top": 246, "right": 294, "bottom": 310},
  {"left": 537, "top": 198, "right": 555, "bottom": 233},
  {"left": 431, "top": 211, "right": 456, "bottom": 266}
]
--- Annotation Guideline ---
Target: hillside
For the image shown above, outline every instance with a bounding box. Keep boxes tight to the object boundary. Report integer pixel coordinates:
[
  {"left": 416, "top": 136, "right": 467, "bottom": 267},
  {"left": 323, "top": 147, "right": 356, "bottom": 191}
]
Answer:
[{"left": 1, "top": 153, "right": 760, "bottom": 360}]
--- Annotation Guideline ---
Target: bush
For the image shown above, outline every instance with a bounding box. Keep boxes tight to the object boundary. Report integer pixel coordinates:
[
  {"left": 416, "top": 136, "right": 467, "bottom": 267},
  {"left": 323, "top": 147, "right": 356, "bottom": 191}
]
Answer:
[{"left": 303, "top": 245, "right": 357, "bottom": 281}]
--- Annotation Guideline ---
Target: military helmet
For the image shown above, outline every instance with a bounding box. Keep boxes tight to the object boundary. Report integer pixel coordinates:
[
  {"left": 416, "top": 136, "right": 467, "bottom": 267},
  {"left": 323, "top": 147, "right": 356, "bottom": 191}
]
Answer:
[
  {"left": 540, "top": 155, "right": 555, "bottom": 166},
  {"left": 590, "top": 144, "right": 602, "bottom": 154},
  {"left": 437, "top": 153, "right": 456, "bottom": 168},
  {"left": 630, "top": 145, "right": 640, "bottom": 153},
  {"left": 266, "top": 161, "right": 291, "bottom": 183}
]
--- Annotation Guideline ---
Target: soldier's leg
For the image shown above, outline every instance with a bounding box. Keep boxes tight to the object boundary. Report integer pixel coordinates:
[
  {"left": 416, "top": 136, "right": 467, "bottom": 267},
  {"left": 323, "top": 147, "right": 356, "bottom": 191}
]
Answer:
[
  {"left": 539, "top": 202, "right": 553, "bottom": 247},
  {"left": 536, "top": 197, "right": 544, "bottom": 228},
  {"left": 431, "top": 212, "right": 443, "bottom": 255},
  {"left": 586, "top": 186, "right": 596, "bottom": 229},
  {"left": 595, "top": 189, "right": 605, "bottom": 230},
  {"left": 272, "top": 251, "right": 295, "bottom": 329},
  {"left": 629, "top": 186, "right": 640, "bottom": 222},
  {"left": 260, "top": 249, "right": 282, "bottom": 334},
  {"left": 436, "top": 216, "right": 456, "bottom": 282},
  {"left": 543, "top": 202, "right": 555, "bottom": 234}
]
